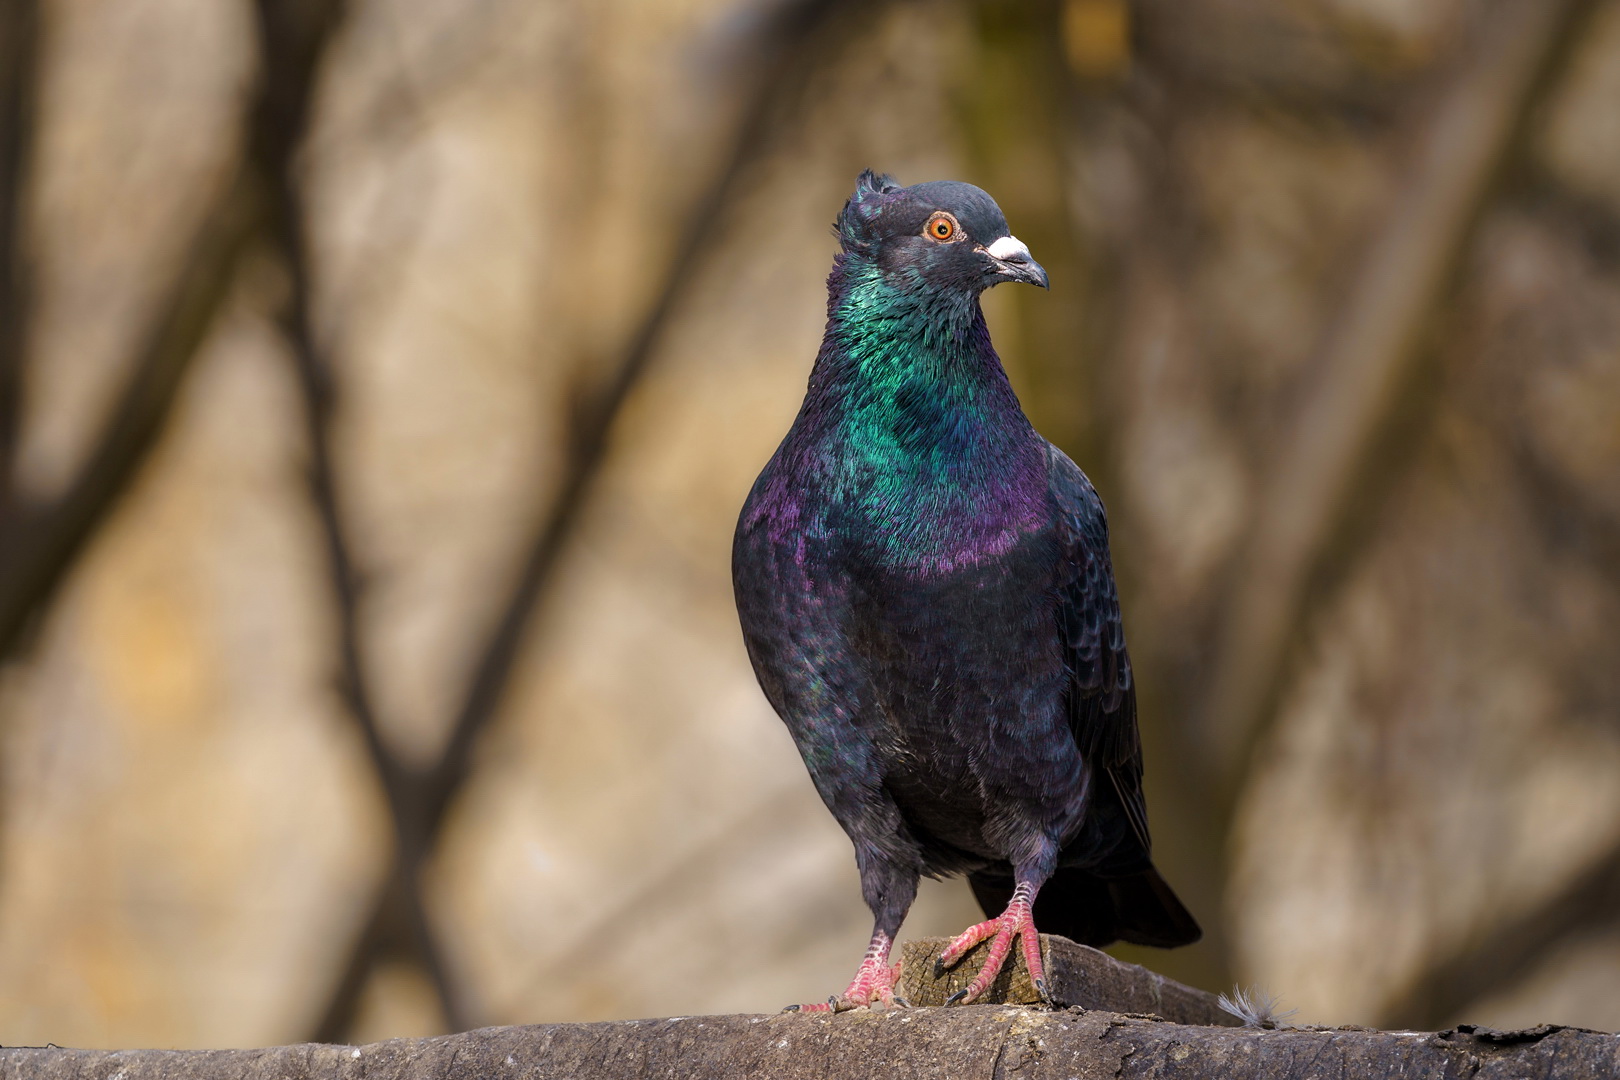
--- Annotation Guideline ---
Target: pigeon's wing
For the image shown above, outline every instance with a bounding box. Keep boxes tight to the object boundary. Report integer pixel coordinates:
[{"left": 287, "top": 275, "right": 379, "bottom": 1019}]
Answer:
[{"left": 1045, "top": 443, "right": 1150, "bottom": 853}]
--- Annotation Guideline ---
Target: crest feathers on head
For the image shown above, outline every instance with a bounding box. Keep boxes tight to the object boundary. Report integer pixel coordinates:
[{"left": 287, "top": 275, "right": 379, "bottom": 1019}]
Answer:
[{"left": 836, "top": 170, "right": 902, "bottom": 254}]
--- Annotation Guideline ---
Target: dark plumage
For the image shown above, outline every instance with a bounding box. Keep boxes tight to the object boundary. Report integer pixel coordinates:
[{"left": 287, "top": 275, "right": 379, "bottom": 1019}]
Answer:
[{"left": 732, "top": 171, "right": 1199, "bottom": 1011}]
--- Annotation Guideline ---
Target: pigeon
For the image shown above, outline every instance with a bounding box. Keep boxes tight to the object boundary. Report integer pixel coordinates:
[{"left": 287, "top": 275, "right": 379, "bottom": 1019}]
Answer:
[{"left": 732, "top": 171, "right": 1200, "bottom": 1012}]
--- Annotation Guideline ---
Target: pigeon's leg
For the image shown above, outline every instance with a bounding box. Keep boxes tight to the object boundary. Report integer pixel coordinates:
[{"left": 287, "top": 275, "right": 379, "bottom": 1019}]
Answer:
[
  {"left": 785, "top": 929, "right": 903, "bottom": 1013},
  {"left": 937, "top": 876, "right": 1048, "bottom": 1005},
  {"left": 786, "top": 847, "right": 917, "bottom": 1013}
]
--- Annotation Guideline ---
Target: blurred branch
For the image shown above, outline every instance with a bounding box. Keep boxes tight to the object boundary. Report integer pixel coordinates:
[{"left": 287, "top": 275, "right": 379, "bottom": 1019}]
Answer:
[
  {"left": 0, "top": 0, "right": 40, "bottom": 494},
  {"left": 513, "top": 783, "right": 804, "bottom": 1004},
  {"left": 1132, "top": 0, "right": 1411, "bottom": 115},
  {"left": 1374, "top": 435, "right": 1620, "bottom": 1029},
  {"left": 1524, "top": 168, "right": 1620, "bottom": 268},
  {"left": 343, "top": 0, "right": 510, "bottom": 147},
  {"left": 0, "top": 170, "right": 261, "bottom": 661},
  {"left": 1098, "top": 0, "right": 1604, "bottom": 997},
  {"left": 306, "top": 0, "right": 888, "bottom": 1039},
  {"left": 250, "top": 0, "right": 474, "bottom": 1039},
  {"left": 1378, "top": 837, "right": 1620, "bottom": 1030},
  {"left": 423, "top": 0, "right": 883, "bottom": 834},
  {"left": 0, "top": 0, "right": 377, "bottom": 664},
  {"left": 1197, "top": 0, "right": 1602, "bottom": 802}
]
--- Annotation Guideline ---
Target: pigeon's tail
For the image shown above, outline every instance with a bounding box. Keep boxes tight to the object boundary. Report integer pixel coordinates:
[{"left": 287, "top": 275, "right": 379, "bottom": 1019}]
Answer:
[{"left": 968, "top": 864, "right": 1202, "bottom": 949}]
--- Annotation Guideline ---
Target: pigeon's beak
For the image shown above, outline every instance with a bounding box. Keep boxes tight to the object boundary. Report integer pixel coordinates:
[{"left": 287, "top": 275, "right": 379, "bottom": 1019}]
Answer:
[{"left": 985, "top": 234, "right": 1049, "bottom": 289}]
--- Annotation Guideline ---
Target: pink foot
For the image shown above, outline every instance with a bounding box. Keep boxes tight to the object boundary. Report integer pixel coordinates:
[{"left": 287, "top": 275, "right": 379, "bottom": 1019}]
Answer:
[
  {"left": 785, "top": 931, "right": 907, "bottom": 1013},
  {"left": 936, "top": 883, "right": 1046, "bottom": 1005}
]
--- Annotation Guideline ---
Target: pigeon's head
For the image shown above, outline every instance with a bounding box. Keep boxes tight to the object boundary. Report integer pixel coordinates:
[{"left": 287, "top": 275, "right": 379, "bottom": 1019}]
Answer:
[{"left": 834, "top": 170, "right": 1048, "bottom": 295}]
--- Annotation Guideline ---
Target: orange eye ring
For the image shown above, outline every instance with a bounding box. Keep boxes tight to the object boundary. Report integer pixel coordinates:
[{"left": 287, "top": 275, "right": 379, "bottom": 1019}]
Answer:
[{"left": 925, "top": 214, "right": 958, "bottom": 242}]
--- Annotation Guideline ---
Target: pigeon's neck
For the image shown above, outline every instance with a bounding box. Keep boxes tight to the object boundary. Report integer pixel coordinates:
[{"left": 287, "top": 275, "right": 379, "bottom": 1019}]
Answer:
[
  {"left": 807, "top": 259, "right": 1033, "bottom": 451},
  {"left": 789, "top": 258, "right": 1047, "bottom": 567}
]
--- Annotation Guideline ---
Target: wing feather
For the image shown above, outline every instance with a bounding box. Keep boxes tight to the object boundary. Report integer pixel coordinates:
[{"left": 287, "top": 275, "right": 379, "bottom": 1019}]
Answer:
[{"left": 1046, "top": 443, "right": 1151, "bottom": 853}]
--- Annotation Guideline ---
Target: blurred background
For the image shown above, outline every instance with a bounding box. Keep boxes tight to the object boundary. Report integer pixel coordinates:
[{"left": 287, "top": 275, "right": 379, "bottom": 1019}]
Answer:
[{"left": 0, "top": 0, "right": 1617, "bottom": 1050}]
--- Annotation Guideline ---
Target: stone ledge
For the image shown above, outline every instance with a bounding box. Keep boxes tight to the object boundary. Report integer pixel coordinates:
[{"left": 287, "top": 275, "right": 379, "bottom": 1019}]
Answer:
[
  {"left": 3, "top": 1008, "right": 1614, "bottom": 1080},
  {"left": 899, "top": 933, "right": 1240, "bottom": 1026}
]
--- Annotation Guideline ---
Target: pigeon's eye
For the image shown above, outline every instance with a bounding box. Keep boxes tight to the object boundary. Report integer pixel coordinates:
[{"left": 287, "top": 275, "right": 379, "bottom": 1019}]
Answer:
[{"left": 925, "top": 214, "right": 958, "bottom": 242}]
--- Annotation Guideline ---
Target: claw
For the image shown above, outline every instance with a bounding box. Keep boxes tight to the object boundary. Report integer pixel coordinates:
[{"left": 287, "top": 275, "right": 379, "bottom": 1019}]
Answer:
[
  {"left": 781, "top": 996, "right": 838, "bottom": 1014},
  {"left": 940, "top": 883, "right": 1045, "bottom": 1005},
  {"left": 794, "top": 931, "right": 906, "bottom": 1012}
]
